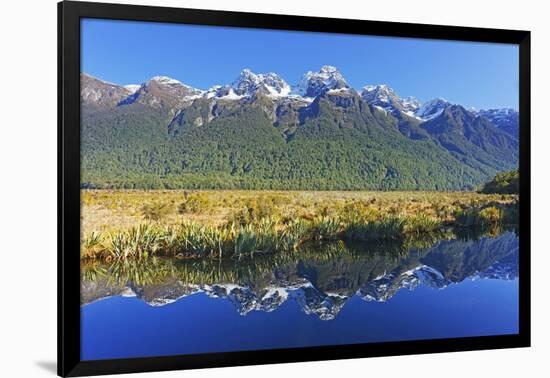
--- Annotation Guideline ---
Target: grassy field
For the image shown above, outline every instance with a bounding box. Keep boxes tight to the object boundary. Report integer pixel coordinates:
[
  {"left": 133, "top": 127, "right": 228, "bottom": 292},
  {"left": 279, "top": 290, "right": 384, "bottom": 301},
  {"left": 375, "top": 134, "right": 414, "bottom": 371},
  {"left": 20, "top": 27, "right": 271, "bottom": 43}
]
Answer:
[{"left": 80, "top": 190, "right": 518, "bottom": 260}]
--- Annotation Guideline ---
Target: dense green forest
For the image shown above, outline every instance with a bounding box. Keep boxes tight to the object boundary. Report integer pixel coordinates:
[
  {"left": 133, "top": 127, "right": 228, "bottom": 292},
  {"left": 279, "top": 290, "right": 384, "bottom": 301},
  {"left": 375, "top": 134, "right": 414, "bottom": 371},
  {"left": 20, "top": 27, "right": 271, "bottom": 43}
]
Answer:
[{"left": 480, "top": 170, "right": 520, "bottom": 194}]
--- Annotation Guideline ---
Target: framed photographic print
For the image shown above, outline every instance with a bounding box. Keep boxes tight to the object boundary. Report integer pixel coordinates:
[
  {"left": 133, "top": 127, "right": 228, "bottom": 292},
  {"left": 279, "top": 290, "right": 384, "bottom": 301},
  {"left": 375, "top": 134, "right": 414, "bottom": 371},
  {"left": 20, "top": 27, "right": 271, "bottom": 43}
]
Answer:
[{"left": 58, "top": 1, "right": 531, "bottom": 376}]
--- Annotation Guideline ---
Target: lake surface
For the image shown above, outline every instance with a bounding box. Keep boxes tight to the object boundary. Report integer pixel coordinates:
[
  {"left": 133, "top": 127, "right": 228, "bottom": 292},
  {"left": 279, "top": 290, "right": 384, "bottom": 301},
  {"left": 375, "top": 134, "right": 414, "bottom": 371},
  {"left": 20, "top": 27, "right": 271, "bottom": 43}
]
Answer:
[{"left": 80, "top": 230, "right": 519, "bottom": 360}]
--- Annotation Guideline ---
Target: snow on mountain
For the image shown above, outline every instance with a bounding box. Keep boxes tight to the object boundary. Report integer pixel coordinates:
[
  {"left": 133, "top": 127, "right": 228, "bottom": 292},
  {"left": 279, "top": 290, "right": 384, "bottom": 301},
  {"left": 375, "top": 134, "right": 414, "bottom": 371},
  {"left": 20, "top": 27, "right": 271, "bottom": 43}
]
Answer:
[
  {"left": 150, "top": 76, "right": 184, "bottom": 85},
  {"left": 123, "top": 84, "right": 140, "bottom": 94},
  {"left": 476, "top": 108, "right": 519, "bottom": 137},
  {"left": 199, "top": 69, "right": 292, "bottom": 101},
  {"left": 295, "top": 65, "right": 350, "bottom": 98},
  {"left": 204, "top": 85, "right": 244, "bottom": 100},
  {"left": 361, "top": 85, "right": 392, "bottom": 103},
  {"left": 84, "top": 69, "right": 517, "bottom": 136},
  {"left": 260, "top": 73, "right": 292, "bottom": 97},
  {"left": 478, "top": 107, "right": 518, "bottom": 120},
  {"left": 119, "top": 75, "right": 204, "bottom": 111},
  {"left": 81, "top": 72, "right": 207, "bottom": 111},
  {"left": 80, "top": 73, "right": 134, "bottom": 108},
  {"left": 415, "top": 98, "right": 451, "bottom": 121},
  {"left": 402, "top": 96, "right": 422, "bottom": 113},
  {"left": 201, "top": 66, "right": 355, "bottom": 103},
  {"left": 231, "top": 69, "right": 261, "bottom": 95},
  {"left": 230, "top": 68, "right": 291, "bottom": 98},
  {"left": 148, "top": 75, "right": 204, "bottom": 96},
  {"left": 361, "top": 84, "right": 421, "bottom": 117}
]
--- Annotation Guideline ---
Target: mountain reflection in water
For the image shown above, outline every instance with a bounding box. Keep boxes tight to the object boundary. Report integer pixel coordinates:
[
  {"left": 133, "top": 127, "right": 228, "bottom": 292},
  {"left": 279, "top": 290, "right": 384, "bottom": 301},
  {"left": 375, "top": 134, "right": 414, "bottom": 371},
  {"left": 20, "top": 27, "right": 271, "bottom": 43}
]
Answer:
[{"left": 81, "top": 229, "right": 519, "bottom": 321}]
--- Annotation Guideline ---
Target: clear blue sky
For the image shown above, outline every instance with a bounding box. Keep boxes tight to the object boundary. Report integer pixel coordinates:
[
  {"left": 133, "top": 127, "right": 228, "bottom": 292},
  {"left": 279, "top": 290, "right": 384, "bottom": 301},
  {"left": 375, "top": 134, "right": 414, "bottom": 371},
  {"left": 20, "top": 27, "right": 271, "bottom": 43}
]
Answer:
[{"left": 81, "top": 18, "right": 519, "bottom": 110}]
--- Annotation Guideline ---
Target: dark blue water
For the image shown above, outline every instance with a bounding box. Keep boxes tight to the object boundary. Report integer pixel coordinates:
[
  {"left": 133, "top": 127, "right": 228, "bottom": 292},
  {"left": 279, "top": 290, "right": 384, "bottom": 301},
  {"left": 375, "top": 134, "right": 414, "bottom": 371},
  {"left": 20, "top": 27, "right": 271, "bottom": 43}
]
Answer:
[{"left": 80, "top": 231, "right": 519, "bottom": 361}]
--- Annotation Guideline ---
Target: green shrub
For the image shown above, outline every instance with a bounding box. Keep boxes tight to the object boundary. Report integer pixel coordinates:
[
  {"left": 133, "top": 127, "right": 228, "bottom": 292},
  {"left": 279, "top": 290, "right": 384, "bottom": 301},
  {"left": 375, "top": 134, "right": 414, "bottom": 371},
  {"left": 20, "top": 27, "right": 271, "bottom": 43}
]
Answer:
[
  {"left": 344, "top": 216, "right": 404, "bottom": 241},
  {"left": 404, "top": 214, "right": 441, "bottom": 234},
  {"left": 171, "top": 221, "right": 225, "bottom": 256},
  {"left": 310, "top": 216, "right": 341, "bottom": 240},
  {"left": 108, "top": 224, "right": 161, "bottom": 260},
  {"left": 280, "top": 219, "right": 309, "bottom": 251},
  {"left": 230, "top": 200, "right": 278, "bottom": 226},
  {"left": 231, "top": 217, "right": 282, "bottom": 256},
  {"left": 454, "top": 206, "right": 502, "bottom": 227},
  {"left": 81, "top": 232, "right": 105, "bottom": 259},
  {"left": 177, "top": 193, "right": 208, "bottom": 214},
  {"left": 141, "top": 202, "right": 173, "bottom": 221},
  {"left": 478, "top": 206, "right": 502, "bottom": 225},
  {"left": 480, "top": 170, "right": 519, "bottom": 194}
]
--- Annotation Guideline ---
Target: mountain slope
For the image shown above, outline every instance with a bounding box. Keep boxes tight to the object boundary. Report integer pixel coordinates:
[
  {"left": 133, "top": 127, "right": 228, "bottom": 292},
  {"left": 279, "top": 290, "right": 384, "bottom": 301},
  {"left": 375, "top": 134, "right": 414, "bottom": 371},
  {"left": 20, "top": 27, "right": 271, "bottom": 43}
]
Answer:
[
  {"left": 295, "top": 65, "right": 350, "bottom": 97},
  {"left": 80, "top": 69, "right": 519, "bottom": 190},
  {"left": 420, "top": 104, "right": 519, "bottom": 172},
  {"left": 478, "top": 108, "right": 519, "bottom": 138},
  {"left": 360, "top": 84, "right": 420, "bottom": 117},
  {"left": 81, "top": 73, "right": 133, "bottom": 109}
]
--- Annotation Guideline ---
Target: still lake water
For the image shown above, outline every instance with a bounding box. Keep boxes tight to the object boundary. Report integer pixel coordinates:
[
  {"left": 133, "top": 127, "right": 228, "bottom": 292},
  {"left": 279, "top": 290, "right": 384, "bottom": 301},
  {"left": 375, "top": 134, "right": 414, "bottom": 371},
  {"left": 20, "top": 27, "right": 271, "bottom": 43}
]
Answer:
[{"left": 80, "top": 230, "right": 519, "bottom": 360}]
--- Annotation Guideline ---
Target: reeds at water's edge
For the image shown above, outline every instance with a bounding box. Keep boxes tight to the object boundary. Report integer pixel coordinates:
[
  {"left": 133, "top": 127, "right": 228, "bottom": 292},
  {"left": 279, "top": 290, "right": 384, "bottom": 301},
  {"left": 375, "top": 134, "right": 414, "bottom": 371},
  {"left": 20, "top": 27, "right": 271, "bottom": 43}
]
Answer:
[{"left": 81, "top": 200, "right": 517, "bottom": 261}]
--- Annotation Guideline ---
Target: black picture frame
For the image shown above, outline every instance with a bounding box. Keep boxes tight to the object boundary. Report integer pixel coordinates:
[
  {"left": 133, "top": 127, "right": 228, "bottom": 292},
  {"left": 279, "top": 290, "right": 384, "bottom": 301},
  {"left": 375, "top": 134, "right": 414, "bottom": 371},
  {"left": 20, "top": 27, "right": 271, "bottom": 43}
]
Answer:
[{"left": 58, "top": 1, "right": 531, "bottom": 376}]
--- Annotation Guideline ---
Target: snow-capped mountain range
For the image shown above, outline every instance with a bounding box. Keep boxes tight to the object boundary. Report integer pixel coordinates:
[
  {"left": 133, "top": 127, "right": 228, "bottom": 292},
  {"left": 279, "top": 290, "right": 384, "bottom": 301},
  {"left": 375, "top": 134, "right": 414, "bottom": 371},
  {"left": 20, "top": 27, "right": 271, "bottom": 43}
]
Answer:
[
  {"left": 83, "top": 65, "right": 518, "bottom": 129},
  {"left": 80, "top": 66, "right": 520, "bottom": 191}
]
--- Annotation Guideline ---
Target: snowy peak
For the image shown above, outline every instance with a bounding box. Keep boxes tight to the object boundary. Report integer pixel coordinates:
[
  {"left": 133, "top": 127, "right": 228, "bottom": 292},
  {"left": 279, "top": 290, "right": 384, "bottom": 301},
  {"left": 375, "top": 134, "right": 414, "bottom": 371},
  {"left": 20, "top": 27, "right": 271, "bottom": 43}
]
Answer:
[
  {"left": 260, "top": 72, "right": 292, "bottom": 97},
  {"left": 415, "top": 98, "right": 451, "bottom": 121},
  {"left": 231, "top": 69, "right": 291, "bottom": 98},
  {"left": 146, "top": 75, "right": 203, "bottom": 95},
  {"left": 361, "top": 84, "right": 420, "bottom": 117},
  {"left": 124, "top": 84, "right": 141, "bottom": 94},
  {"left": 402, "top": 96, "right": 422, "bottom": 112},
  {"left": 231, "top": 69, "right": 262, "bottom": 96},
  {"left": 361, "top": 84, "right": 394, "bottom": 101},
  {"left": 203, "top": 69, "right": 291, "bottom": 101},
  {"left": 150, "top": 75, "right": 182, "bottom": 85},
  {"left": 295, "top": 65, "right": 350, "bottom": 98}
]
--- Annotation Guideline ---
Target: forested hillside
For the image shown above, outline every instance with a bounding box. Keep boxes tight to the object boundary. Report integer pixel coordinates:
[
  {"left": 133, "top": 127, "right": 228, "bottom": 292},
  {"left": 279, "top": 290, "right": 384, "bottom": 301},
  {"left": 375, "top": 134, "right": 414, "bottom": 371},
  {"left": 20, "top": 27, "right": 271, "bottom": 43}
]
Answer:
[{"left": 80, "top": 68, "right": 519, "bottom": 190}]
